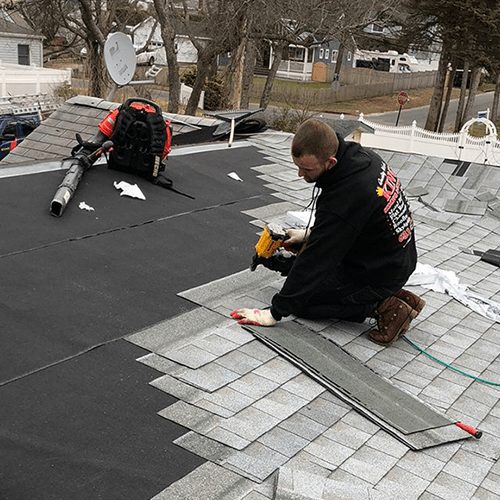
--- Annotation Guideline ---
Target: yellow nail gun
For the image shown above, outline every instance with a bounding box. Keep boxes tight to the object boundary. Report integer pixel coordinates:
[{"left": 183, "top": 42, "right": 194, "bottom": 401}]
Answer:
[{"left": 250, "top": 223, "right": 297, "bottom": 275}]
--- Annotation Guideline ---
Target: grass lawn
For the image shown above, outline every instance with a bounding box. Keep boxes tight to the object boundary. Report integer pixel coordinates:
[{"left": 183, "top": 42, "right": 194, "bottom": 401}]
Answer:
[
  {"left": 253, "top": 76, "right": 496, "bottom": 116},
  {"left": 255, "top": 77, "right": 458, "bottom": 116}
]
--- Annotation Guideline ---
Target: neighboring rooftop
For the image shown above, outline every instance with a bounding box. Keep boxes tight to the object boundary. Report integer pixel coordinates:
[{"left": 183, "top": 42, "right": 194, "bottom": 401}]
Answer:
[
  {"left": 0, "top": 95, "right": 224, "bottom": 165},
  {"left": 0, "top": 16, "right": 39, "bottom": 37}
]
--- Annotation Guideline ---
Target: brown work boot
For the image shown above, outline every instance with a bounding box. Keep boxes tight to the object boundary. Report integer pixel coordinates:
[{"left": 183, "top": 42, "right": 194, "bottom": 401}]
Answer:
[
  {"left": 395, "top": 289, "right": 426, "bottom": 317},
  {"left": 369, "top": 296, "right": 415, "bottom": 347}
]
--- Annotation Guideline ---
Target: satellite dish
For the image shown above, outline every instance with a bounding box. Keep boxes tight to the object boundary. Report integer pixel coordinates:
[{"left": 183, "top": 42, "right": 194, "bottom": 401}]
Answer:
[{"left": 104, "top": 32, "right": 136, "bottom": 86}]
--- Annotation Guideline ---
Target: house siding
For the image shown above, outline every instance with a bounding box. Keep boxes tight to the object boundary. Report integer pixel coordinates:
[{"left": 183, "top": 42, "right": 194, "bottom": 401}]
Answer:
[{"left": 0, "top": 35, "right": 43, "bottom": 66}]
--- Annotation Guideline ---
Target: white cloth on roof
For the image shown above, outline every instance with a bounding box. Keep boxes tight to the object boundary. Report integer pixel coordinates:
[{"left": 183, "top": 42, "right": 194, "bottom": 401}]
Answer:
[{"left": 408, "top": 263, "right": 500, "bottom": 322}]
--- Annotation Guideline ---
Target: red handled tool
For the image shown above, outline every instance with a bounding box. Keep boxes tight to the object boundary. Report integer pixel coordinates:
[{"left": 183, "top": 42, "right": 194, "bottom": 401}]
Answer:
[{"left": 456, "top": 421, "right": 482, "bottom": 438}]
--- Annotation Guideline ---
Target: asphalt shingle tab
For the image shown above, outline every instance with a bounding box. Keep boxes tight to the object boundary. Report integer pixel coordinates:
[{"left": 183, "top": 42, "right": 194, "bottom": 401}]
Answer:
[
  {"left": 198, "top": 386, "right": 255, "bottom": 415},
  {"left": 173, "top": 431, "right": 234, "bottom": 464},
  {"left": 224, "top": 442, "right": 289, "bottom": 482},
  {"left": 278, "top": 412, "right": 328, "bottom": 442},
  {"left": 176, "top": 362, "right": 241, "bottom": 392},
  {"left": 151, "top": 461, "right": 255, "bottom": 500},
  {"left": 150, "top": 373, "right": 206, "bottom": 403}
]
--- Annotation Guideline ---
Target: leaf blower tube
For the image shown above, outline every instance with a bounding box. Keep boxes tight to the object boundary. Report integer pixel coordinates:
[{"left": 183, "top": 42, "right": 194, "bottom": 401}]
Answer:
[{"left": 50, "top": 136, "right": 113, "bottom": 217}]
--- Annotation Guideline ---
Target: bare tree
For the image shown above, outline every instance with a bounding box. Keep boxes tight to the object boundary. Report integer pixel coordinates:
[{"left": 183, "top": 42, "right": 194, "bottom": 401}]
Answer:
[
  {"left": 454, "top": 59, "right": 470, "bottom": 131},
  {"left": 17, "top": 0, "right": 146, "bottom": 97},
  {"left": 437, "top": 56, "right": 456, "bottom": 133},
  {"left": 424, "top": 41, "right": 450, "bottom": 131},
  {"left": 168, "top": 0, "right": 249, "bottom": 114},
  {"left": 153, "top": 0, "right": 181, "bottom": 113},
  {"left": 491, "top": 72, "right": 500, "bottom": 123},
  {"left": 17, "top": 0, "right": 67, "bottom": 46},
  {"left": 153, "top": 0, "right": 401, "bottom": 115},
  {"left": 254, "top": 0, "right": 402, "bottom": 110},
  {"left": 462, "top": 65, "right": 482, "bottom": 124},
  {"left": 258, "top": 40, "right": 287, "bottom": 110},
  {"left": 402, "top": 0, "right": 500, "bottom": 131},
  {"left": 226, "top": 12, "right": 249, "bottom": 109},
  {"left": 75, "top": 0, "right": 109, "bottom": 97},
  {"left": 483, "top": 57, "right": 500, "bottom": 124}
]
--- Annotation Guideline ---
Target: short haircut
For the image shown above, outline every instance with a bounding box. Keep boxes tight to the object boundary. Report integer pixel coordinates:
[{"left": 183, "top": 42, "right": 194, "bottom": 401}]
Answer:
[{"left": 291, "top": 119, "right": 339, "bottom": 163}]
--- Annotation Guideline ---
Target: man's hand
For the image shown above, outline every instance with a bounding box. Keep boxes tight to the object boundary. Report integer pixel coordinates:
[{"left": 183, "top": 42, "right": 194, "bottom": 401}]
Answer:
[
  {"left": 230, "top": 308, "right": 277, "bottom": 326},
  {"left": 282, "top": 228, "right": 309, "bottom": 248}
]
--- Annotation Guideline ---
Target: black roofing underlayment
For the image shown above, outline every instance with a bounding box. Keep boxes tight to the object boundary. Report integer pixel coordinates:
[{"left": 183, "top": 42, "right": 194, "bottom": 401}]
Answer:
[
  {"left": 0, "top": 146, "right": 273, "bottom": 383},
  {"left": 0, "top": 144, "right": 275, "bottom": 500},
  {"left": 0, "top": 340, "right": 205, "bottom": 500}
]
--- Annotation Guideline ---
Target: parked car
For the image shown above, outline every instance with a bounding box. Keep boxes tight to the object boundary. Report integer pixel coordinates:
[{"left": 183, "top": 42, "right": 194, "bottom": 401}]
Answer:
[
  {"left": 135, "top": 48, "right": 157, "bottom": 66},
  {"left": 0, "top": 114, "right": 40, "bottom": 161},
  {"left": 134, "top": 42, "right": 166, "bottom": 66}
]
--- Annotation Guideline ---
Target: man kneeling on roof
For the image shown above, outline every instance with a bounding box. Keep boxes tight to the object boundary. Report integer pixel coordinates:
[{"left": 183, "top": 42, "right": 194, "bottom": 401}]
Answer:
[{"left": 231, "top": 118, "right": 425, "bottom": 347}]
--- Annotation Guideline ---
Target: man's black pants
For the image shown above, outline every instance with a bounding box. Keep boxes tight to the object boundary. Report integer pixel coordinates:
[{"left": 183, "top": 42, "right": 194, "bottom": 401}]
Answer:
[{"left": 297, "top": 268, "right": 409, "bottom": 323}]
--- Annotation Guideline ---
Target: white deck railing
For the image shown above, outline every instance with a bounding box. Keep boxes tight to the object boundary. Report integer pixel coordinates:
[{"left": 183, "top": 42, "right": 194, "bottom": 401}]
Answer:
[
  {"left": 359, "top": 114, "right": 500, "bottom": 166},
  {"left": 277, "top": 60, "right": 313, "bottom": 81}
]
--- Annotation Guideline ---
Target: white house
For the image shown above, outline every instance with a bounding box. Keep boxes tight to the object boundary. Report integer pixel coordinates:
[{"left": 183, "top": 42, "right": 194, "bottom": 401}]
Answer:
[
  {"left": 131, "top": 17, "right": 200, "bottom": 66},
  {"left": 0, "top": 17, "right": 43, "bottom": 67},
  {"left": 0, "top": 16, "right": 71, "bottom": 98}
]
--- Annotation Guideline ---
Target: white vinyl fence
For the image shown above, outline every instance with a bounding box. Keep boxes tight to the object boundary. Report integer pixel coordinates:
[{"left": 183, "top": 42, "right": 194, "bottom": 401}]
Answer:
[
  {"left": 359, "top": 115, "right": 500, "bottom": 167},
  {"left": 0, "top": 62, "right": 71, "bottom": 97}
]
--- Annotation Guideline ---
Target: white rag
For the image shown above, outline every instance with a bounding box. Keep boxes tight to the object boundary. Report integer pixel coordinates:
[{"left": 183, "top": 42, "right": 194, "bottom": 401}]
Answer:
[
  {"left": 408, "top": 263, "right": 500, "bottom": 322},
  {"left": 228, "top": 172, "right": 243, "bottom": 182},
  {"left": 79, "top": 201, "right": 94, "bottom": 211},
  {"left": 113, "top": 181, "right": 146, "bottom": 200}
]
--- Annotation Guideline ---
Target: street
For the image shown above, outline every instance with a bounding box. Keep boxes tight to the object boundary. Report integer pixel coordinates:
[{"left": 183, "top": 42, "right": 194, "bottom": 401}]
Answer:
[{"left": 367, "top": 91, "right": 495, "bottom": 131}]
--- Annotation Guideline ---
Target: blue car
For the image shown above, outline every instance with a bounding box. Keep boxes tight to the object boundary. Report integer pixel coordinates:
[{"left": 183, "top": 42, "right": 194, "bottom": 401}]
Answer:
[{"left": 0, "top": 114, "right": 40, "bottom": 161}]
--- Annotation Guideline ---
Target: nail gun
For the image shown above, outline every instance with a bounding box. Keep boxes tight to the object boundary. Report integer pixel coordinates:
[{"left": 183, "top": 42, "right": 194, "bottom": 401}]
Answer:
[{"left": 250, "top": 223, "right": 298, "bottom": 276}]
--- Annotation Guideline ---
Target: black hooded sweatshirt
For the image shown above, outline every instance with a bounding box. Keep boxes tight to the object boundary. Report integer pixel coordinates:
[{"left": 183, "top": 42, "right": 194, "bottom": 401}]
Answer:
[{"left": 270, "top": 135, "right": 417, "bottom": 320}]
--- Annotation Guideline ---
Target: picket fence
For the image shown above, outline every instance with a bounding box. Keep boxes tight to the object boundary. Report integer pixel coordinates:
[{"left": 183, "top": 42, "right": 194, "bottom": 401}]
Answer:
[{"left": 359, "top": 114, "right": 500, "bottom": 167}]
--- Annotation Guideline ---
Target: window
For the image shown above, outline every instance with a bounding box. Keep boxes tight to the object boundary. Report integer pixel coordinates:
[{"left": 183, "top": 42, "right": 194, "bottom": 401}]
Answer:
[
  {"left": 371, "top": 24, "right": 384, "bottom": 33},
  {"left": 331, "top": 50, "right": 338, "bottom": 63},
  {"left": 288, "top": 46, "right": 305, "bottom": 61},
  {"left": 347, "top": 51, "right": 352, "bottom": 61},
  {"left": 325, "top": 49, "right": 329, "bottom": 60},
  {"left": 18, "top": 44, "right": 30, "bottom": 65},
  {"left": 319, "top": 48, "right": 324, "bottom": 59}
]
